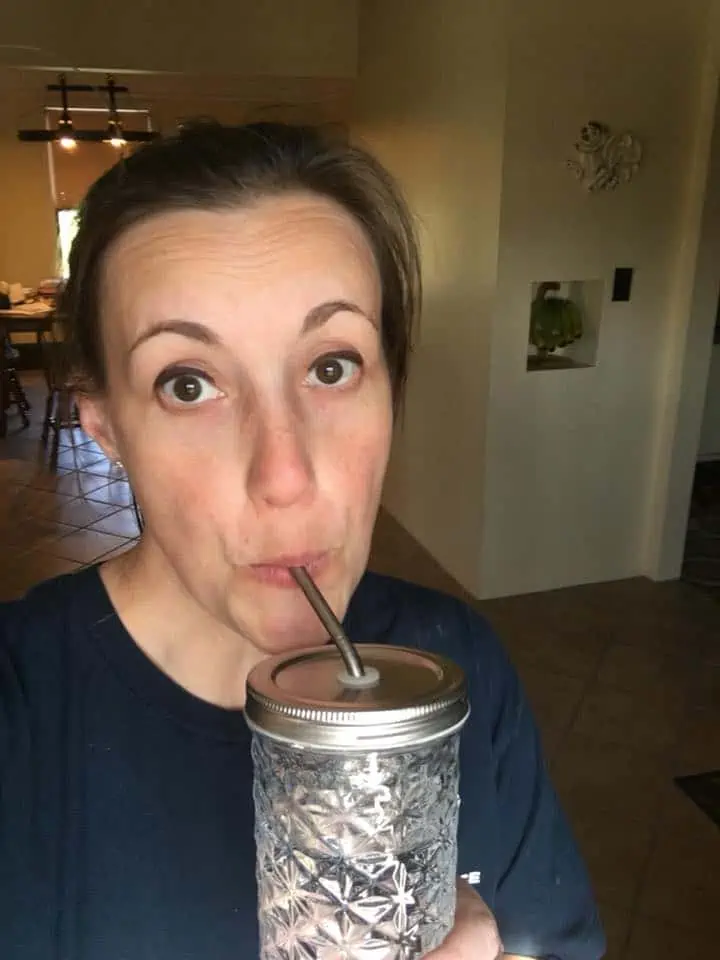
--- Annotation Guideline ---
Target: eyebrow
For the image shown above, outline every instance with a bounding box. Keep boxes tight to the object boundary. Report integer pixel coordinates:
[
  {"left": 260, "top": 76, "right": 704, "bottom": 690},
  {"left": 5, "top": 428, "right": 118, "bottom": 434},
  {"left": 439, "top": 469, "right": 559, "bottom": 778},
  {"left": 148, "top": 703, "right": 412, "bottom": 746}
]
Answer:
[
  {"left": 127, "top": 299, "right": 375, "bottom": 356},
  {"left": 301, "top": 299, "right": 376, "bottom": 333}
]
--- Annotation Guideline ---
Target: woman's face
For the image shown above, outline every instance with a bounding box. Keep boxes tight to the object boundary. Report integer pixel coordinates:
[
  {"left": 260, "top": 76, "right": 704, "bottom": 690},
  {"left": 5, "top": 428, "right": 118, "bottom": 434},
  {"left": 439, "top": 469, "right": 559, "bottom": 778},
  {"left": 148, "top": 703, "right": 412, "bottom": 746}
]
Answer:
[{"left": 81, "top": 193, "right": 393, "bottom": 652}]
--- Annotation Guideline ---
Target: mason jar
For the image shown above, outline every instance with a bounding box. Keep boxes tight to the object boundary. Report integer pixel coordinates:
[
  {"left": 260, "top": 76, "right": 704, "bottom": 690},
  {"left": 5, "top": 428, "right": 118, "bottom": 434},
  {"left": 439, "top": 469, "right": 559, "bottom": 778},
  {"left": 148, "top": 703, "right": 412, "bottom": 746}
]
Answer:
[{"left": 246, "top": 644, "right": 469, "bottom": 960}]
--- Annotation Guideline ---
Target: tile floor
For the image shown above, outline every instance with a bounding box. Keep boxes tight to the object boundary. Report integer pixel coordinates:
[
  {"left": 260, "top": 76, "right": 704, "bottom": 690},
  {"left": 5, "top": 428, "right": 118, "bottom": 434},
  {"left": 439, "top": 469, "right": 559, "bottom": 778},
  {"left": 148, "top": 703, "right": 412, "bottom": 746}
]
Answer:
[
  {"left": 0, "top": 378, "right": 141, "bottom": 600},
  {"left": 2, "top": 373, "right": 720, "bottom": 958}
]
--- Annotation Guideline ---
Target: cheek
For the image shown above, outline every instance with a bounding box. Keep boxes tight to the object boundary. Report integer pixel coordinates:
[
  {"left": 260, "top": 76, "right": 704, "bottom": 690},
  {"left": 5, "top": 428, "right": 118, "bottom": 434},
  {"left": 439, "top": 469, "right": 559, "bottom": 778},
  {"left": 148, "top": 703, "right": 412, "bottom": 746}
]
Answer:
[
  {"left": 327, "top": 404, "right": 392, "bottom": 514},
  {"left": 129, "top": 445, "right": 218, "bottom": 527},
  {"left": 110, "top": 404, "right": 227, "bottom": 524}
]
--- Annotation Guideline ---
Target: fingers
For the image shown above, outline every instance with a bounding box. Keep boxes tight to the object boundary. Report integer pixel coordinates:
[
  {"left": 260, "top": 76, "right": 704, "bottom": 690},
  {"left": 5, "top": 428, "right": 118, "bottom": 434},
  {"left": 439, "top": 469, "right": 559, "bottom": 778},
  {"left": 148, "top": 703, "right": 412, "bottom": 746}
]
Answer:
[{"left": 424, "top": 879, "right": 503, "bottom": 959}]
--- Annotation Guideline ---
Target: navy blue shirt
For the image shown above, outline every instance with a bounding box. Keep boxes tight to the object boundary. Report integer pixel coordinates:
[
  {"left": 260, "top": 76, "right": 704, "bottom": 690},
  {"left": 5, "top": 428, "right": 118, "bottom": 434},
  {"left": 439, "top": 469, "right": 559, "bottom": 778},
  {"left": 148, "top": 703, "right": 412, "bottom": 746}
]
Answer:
[{"left": 0, "top": 567, "right": 604, "bottom": 959}]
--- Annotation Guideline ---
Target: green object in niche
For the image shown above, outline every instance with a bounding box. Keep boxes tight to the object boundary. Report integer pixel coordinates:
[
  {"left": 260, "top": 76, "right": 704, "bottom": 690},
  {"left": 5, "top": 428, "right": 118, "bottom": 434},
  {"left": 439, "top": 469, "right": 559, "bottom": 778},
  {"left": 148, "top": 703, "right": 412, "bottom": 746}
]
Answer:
[{"left": 529, "top": 281, "right": 583, "bottom": 359}]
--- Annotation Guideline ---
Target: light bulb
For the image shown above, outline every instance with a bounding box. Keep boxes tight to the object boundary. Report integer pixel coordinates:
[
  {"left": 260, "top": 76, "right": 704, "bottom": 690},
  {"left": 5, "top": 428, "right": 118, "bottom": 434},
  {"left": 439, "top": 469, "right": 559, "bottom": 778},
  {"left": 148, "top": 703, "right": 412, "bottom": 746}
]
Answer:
[
  {"left": 109, "top": 137, "right": 126, "bottom": 149},
  {"left": 58, "top": 136, "right": 77, "bottom": 151}
]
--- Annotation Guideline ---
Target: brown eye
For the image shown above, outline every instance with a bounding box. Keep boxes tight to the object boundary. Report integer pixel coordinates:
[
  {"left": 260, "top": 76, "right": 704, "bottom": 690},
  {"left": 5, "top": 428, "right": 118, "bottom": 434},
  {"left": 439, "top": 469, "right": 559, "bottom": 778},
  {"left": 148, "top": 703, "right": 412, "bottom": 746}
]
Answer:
[
  {"left": 173, "top": 375, "right": 202, "bottom": 402},
  {"left": 157, "top": 370, "right": 221, "bottom": 406},
  {"left": 306, "top": 353, "right": 362, "bottom": 388},
  {"left": 316, "top": 358, "right": 343, "bottom": 385}
]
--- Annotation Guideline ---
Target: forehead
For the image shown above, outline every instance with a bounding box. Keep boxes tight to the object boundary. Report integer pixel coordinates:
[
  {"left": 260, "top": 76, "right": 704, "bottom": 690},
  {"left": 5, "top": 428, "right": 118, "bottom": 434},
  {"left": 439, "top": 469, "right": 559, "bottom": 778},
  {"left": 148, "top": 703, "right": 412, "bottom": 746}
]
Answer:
[{"left": 100, "top": 193, "right": 380, "bottom": 319}]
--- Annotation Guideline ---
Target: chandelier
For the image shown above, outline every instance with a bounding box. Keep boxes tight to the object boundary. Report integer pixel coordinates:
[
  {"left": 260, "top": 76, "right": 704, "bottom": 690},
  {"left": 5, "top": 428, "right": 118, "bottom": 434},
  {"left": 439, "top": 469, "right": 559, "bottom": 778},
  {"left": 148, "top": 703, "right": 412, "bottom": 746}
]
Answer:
[{"left": 17, "top": 74, "right": 160, "bottom": 150}]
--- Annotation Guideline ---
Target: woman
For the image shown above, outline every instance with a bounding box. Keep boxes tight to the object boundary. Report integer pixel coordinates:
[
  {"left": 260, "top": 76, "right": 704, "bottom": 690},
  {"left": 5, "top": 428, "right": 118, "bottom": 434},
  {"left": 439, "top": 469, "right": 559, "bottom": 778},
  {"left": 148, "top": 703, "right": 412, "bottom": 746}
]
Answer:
[{"left": 0, "top": 122, "right": 604, "bottom": 959}]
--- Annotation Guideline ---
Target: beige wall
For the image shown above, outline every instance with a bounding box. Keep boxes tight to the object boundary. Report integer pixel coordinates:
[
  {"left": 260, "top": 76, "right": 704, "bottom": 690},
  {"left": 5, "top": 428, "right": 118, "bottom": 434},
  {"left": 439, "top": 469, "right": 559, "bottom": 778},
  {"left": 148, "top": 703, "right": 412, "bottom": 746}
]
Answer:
[
  {"left": 3, "top": 0, "right": 357, "bottom": 77},
  {"left": 353, "top": 0, "right": 507, "bottom": 591},
  {"left": 481, "top": 0, "right": 714, "bottom": 597},
  {"left": 0, "top": 137, "right": 56, "bottom": 285},
  {"left": 355, "top": 0, "right": 718, "bottom": 599},
  {"left": 52, "top": 140, "right": 124, "bottom": 208}
]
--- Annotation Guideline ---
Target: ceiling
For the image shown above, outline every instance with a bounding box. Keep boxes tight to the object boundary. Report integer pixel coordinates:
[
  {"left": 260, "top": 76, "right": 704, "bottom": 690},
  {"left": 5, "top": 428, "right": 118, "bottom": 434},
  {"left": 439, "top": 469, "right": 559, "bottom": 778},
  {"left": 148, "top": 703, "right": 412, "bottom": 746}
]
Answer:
[{"left": 0, "top": 0, "right": 358, "bottom": 78}]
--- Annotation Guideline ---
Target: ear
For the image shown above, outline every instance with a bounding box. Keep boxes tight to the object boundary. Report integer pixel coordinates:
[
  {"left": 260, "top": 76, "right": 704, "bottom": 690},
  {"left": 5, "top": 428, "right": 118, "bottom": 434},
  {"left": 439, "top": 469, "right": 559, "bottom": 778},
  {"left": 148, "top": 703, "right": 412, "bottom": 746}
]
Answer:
[{"left": 77, "top": 393, "right": 120, "bottom": 462}]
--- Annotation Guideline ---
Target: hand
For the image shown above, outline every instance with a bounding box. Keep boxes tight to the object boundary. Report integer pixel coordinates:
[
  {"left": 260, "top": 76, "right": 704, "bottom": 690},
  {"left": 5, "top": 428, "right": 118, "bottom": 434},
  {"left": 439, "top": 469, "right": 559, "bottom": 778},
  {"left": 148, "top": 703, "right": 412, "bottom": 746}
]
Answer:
[{"left": 425, "top": 879, "right": 503, "bottom": 959}]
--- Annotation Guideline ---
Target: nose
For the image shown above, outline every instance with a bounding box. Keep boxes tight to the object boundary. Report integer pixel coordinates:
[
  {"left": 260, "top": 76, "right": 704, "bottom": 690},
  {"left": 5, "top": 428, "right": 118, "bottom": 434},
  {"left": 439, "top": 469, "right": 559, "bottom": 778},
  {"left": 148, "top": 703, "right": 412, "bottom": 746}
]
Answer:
[{"left": 246, "top": 413, "right": 316, "bottom": 509}]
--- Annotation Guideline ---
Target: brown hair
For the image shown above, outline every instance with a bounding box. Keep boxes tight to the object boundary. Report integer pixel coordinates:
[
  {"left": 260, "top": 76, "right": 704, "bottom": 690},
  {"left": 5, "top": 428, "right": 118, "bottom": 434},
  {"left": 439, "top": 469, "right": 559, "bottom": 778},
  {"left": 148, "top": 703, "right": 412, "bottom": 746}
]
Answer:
[{"left": 62, "top": 120, "right": 421, "bottom": 405}]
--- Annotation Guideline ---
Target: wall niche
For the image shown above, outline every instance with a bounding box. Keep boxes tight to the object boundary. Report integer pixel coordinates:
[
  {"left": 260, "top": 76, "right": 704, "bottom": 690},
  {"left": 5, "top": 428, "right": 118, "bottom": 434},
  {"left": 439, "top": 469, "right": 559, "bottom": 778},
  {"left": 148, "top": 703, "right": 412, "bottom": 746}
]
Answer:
[{"left": 527, "top": 278, "right": 604, "bottom": 371}]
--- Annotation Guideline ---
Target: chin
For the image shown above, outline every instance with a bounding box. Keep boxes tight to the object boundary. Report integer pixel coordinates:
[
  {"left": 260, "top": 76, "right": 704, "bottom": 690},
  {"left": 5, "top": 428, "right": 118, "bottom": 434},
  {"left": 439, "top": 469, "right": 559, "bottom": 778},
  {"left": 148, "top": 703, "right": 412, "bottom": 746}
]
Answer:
[
  {"left": 228, "top": 551, "right": 363, "bottom": 650},
  {"left": 253, "top": 608, "right": 331, "bottom": 656},
  {"left": 225, "top": 583, "right": 336, "bottom": 656}
]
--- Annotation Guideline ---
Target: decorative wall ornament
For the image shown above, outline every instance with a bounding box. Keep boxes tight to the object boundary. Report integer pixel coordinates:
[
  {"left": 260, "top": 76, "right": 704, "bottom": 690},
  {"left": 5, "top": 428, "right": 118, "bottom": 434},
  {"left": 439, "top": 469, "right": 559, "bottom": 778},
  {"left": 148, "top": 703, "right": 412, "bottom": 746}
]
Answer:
[{"left": 567, "top": 122, "right": 642, "bottom": 192}]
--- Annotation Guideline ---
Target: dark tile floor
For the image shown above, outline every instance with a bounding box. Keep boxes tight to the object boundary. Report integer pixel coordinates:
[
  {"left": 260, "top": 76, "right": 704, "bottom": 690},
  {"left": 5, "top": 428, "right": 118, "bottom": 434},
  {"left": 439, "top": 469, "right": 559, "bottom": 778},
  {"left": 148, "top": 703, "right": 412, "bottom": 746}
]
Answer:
[{"left": 3, "top": 373, "right": 720, "bottom": 959}]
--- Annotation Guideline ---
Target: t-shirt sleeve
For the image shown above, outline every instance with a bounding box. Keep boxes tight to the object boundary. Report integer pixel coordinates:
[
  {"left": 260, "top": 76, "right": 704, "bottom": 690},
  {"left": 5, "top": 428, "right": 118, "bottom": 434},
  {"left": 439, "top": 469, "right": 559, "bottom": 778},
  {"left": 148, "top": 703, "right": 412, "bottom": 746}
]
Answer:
[{"left": 466, "top": 607, "right": 606, "bottom": 960}]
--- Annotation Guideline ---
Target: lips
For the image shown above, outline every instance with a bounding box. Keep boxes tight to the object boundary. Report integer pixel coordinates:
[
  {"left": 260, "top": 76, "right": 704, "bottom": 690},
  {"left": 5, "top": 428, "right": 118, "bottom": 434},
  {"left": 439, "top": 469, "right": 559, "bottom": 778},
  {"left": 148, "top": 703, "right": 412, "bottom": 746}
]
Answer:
[{"left": 247, "top": 551, "right": 329, "bottom": 587}]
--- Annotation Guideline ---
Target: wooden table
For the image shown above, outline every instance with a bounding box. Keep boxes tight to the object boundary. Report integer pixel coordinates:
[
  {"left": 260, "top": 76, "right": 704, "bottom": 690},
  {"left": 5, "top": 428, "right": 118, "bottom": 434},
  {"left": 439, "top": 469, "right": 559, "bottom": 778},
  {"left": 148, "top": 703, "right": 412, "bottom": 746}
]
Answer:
[{"left": 0, "top": 303, "right": 55, "bottom": 437}]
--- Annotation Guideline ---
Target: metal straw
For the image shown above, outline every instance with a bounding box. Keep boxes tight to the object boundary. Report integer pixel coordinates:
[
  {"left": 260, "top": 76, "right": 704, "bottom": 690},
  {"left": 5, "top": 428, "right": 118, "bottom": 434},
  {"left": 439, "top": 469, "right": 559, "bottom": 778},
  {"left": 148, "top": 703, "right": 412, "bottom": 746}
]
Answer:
[{"left": 290, "top": 567, "right": 366, "bottom": 679}]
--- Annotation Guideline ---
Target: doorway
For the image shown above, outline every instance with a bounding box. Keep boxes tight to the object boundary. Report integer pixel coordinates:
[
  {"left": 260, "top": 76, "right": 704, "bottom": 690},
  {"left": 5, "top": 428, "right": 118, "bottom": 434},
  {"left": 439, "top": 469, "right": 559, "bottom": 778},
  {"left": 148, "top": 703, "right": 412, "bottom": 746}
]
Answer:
[{"left": 682, "top": 295, "right": 720, "bottom": 599}]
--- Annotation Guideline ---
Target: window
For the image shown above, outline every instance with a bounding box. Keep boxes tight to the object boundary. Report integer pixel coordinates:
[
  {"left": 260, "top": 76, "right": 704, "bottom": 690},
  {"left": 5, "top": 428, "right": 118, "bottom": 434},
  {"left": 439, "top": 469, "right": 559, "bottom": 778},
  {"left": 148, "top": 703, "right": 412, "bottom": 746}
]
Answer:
[{"left": 57, "top": 208, "right": 80, "bottom": 280}]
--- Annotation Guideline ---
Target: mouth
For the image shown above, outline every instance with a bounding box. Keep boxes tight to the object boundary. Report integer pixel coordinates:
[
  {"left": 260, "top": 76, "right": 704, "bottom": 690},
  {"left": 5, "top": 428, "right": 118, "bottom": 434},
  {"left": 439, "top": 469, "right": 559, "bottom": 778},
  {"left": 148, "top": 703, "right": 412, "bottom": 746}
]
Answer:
[{"left": 247, "top": 551, "right": 330, "bottom": 588}]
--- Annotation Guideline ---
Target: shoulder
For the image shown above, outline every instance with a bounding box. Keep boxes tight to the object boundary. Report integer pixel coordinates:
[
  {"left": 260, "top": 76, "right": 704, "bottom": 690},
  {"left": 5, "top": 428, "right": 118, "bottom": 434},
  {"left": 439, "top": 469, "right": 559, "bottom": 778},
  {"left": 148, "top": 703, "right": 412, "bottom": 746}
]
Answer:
[
  {"left": 347, "top": 570, "right": 496, "bottom": 647},
  {"left": 0, "top": 568, "right": 105, "bottom": 764},
  {"left": 1, "top": 569, "right": 94, "bottom": 649},
  {"left": 0, "top": 568, "right": 104, "bottom": 709},
  {"left": 346, "top": 571, "right": 514, "bottom": 702},
  {"left": 348, "top": 572, "right": 537, "bottom": 761}
]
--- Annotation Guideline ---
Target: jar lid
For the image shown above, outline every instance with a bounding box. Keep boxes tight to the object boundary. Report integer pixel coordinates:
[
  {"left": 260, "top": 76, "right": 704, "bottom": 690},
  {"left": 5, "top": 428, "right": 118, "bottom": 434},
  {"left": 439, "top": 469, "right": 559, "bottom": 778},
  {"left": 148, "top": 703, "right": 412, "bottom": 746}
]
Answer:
[{"left": 245, "top": 643, "right": 469, "bottom": 751}]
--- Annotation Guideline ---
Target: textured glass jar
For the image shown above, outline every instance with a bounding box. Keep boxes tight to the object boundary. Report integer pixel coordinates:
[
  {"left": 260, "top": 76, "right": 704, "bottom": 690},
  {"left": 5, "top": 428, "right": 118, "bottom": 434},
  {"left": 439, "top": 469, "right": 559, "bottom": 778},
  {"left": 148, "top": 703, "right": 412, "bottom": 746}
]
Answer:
[{"left": 246, "top": 644, "right": 469, "bottom": 960}]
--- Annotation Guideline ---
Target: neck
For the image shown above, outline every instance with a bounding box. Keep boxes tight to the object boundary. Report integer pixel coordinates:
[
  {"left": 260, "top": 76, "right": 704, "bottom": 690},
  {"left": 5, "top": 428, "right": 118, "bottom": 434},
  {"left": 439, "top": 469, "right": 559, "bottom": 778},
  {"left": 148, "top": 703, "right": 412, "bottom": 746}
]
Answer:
[{"left": 100, "top": 540, "right": 265, "bottom": 709}]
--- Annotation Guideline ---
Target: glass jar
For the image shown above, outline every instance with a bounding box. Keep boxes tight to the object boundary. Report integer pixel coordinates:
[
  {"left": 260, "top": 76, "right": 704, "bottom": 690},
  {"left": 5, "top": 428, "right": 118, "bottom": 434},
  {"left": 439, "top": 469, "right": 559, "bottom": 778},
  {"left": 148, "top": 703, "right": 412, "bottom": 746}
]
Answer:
[{"left": 246, "top": 644, "right": 469, "bottom": 960}]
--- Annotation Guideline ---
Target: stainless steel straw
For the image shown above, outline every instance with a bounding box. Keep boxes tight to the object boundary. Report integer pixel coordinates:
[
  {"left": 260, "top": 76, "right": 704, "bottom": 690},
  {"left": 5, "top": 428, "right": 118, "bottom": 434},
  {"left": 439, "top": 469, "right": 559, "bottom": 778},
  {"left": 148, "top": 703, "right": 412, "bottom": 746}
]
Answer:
[{"left": 289, "top": 566, "right": 369, "bottom": 681}]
